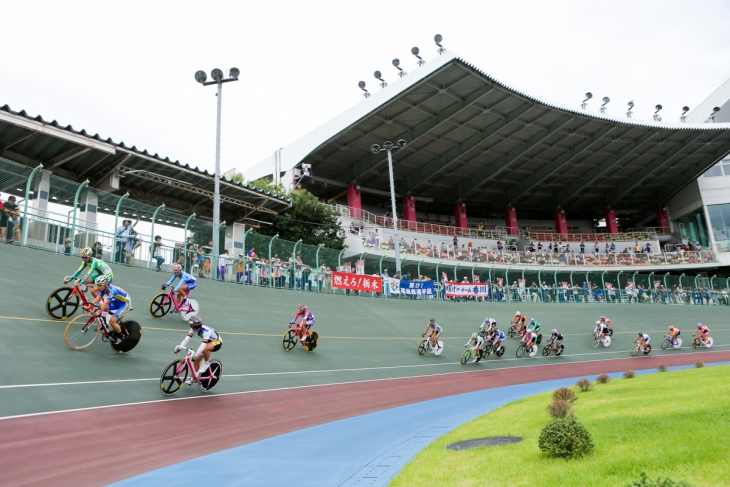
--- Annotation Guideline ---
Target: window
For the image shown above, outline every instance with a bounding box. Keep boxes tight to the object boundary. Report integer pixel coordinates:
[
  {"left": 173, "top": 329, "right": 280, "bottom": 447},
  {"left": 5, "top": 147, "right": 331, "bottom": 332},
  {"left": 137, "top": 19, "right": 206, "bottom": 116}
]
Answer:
[{"left": 704, "top": 157, "right": 730, "bottom": 177}]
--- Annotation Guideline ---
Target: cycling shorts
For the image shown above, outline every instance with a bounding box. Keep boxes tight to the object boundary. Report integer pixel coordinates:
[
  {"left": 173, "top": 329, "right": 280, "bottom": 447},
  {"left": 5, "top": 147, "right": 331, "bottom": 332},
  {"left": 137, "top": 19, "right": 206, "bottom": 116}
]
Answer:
[
  {"left": 304, "top": 319, "right": 315, "bottom": 328},
  {"left": 430, "top": 327, "right": 442, "bottom": 338},
  {"left": 108, "top": 301, "right": 129, "bottom": 320},
  {"left": 643, "top": 336, "right": 651, "bottom": 345},
  {"left": 184, "top": 280, "right": 197, "bottom": 291},
  {"left": 211, "top": 339, "right": 222, "bottom": 352}
]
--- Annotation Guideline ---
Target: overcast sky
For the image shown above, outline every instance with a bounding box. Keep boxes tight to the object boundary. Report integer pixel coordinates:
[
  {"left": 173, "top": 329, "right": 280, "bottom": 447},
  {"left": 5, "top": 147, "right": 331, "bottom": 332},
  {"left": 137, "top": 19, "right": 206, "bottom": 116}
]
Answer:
[{"left": 2, "top": 0, "right": 729, "bottom": 179}]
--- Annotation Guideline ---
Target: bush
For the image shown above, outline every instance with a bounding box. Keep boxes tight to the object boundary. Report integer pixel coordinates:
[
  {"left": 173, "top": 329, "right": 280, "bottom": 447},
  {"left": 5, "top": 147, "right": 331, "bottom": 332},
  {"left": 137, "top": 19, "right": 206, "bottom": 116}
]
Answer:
[
  {"left": 657, "top": 363, "right": 668, "bottom": 372},
  {"left": 552, "top": 387, "right": 578, "bottom": 403},
  {"left": 624, "top": 369, "right": 636, "bottom": 378},
  {"left": 547, "top": 399, "right": 573, "bottom": 418},
  {"left": 576, "top": 378, "right": 593, "bottom": 392},
  {"left": 596, "top": 374, "right": 611, "bottom": 384},
  {"left": 625, "top": 471, "right": 694, "bottom": 486},
  {"left": 538, "top": 416, "right": 595, "bottom": 458},
  {"left": 695, "top": 361, "right": 704, "bottom": 368}
]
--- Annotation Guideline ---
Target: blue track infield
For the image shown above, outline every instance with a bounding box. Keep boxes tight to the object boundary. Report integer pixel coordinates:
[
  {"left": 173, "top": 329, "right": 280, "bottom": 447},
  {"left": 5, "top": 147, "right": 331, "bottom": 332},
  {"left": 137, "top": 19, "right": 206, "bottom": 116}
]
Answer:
[{"left": 110, "top": 362, "right": 728, "bottom": 487}]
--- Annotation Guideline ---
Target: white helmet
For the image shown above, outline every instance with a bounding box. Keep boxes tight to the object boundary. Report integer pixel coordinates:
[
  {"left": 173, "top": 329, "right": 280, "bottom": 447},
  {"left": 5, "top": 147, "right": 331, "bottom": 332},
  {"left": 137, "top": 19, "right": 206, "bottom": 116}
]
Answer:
[
  {"left": 515, "top": 311, "right": 521, "bottom": 316},
  {"left": 596, "top": 320, "right": 601, "bottom": 325},
  {"left": 172, "top": 263, "right": 182, "bottom": 271}
]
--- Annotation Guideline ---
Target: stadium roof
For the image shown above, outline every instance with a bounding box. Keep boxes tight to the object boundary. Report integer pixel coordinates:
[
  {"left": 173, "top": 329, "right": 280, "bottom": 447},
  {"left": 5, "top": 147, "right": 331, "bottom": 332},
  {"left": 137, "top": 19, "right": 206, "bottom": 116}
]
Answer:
[
  {"left": 0, "top": 104, "right": 291, "bottom": 223},
  {"left": 245, "top": 52, "right": 730, "bottom": 222}
]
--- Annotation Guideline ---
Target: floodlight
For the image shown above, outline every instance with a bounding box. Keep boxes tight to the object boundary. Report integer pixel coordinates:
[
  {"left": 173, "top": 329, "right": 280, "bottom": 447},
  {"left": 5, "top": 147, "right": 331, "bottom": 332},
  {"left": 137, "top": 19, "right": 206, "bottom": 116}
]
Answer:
[
  {"left": 581, "top": 92, "right": 592, "bottom": 110},
  {"left": 626, "top": 100, "right": 634, "bottom": 119},
  {"left": 229, "top": 67, "right": 240, "bottom": 79},
  {"left": 393, "top": 58, "right": 406, "bottom": 77},
  {"left": 411, "top": 47, "right": 420, "bottom": 55},
  {"left": 627, "top": 100, "right": 634, "bottom": 109},
  {"left": 392, "top": 58, "right": 400, "bottom": 68},
  {"left": 358, "top": 81, "right": 366, "bottom": 89},
  {"left": 434, "top": 34, "right": 443, "bottom": 44},
  {"left": 584, "top": 92, "right": 593, "bottom": 101},
  {"left": 195, "top": 70, "right": 207, "bottom": 83},
  {"left": 709, "top": 106, "right": 721, "bottom": 122},
  {"left": 712, "top": 106, "right": 721, "bottom": 113},
  {"left": 682, "top": 106, "right": 690, "bottom": 115},
  {"left": 602, "top": 97, "right": 610, "bottom": 105},
  {"left": 397, "top": 139, "right": 407, "bottom": 148},
  {"left": 412, "top": 46, "right": 425, "bottom": 66},
  {"left": 654, "top": 104, "right": 663, "bottom": 112},
  {"left": 371, "top": 144, "right": 381, "bottom": 154},
  {"left": 211, "top": 68, "right": 223, "bottom": 81},
  {"left": 383, "top": 141, "right": 394, "bottom": 150},
  {"left": 600, "top": 96, "right": 610, "bottom": 114},
  {"left": 374, "top": 70, "right": 387, "bottom": 88}
]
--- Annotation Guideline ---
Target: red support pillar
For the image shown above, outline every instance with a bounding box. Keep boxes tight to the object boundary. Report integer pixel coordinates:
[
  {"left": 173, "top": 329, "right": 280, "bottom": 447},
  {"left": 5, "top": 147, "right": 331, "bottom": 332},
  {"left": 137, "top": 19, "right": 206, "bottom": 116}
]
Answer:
[
  {"left": 656, "top": 206, "right": 670, "bottom": 234},
  {"left": 554, "top": 208, "right": 568, "bottom": 235},
  {"left": 454, "top": 202, "right": 468, "bottom": 230},
  {"left": 347, "top": 184, "right": 362, "bottom": 219},
  {"left": 505, "top": 207, "right": 518, "bottom": 236},
  {"left": 604, "top": 208, "right": 619, "bottom": 235},
  {"left": 401, "top": 195, "right": 416, "bottom": 229}
]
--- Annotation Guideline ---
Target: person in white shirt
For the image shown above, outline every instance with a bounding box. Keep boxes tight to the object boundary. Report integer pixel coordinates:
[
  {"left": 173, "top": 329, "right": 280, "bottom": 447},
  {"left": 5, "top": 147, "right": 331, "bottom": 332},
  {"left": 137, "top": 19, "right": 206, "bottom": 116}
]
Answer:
[{"left": 217, "top": 250, "right": 229, "bottom": 280}]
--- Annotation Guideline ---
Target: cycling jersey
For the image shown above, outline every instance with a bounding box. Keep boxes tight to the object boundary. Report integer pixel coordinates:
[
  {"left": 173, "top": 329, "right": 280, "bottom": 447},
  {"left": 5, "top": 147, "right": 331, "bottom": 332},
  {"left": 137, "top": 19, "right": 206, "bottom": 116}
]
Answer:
[
  {"left": 166, "top": 271, "right": 197, "bottom": 292},
  {"left": 524, "top": 332, "right": 536, "bottom": 343},
  {"left": 101, "top": 284, "right": 130, "bottom": 319},
  {"left": 513, "top": 314, "right": 526, "bottom": 325},
  {"left": 600, "top": 317, "right": 612, "bottom": 326},
  {"left": 497, "top": 330, "right": 506, "bottom": 341},
  {"left": 698, "top": 326, "right": 709, "bottom": 334},
  {"left": 180, "top": 324, "right": 222, "bottom": 357},
  {"left": 465, "top": 335, "right": 484, "bottom": 349},
  {"left": 426, "top": 322, "right": 443, "bottom": 336},
  {"left": 639, "top": 334, "right": 650, "bottom": 344},
  {"left": 552, "top": 332, "right": 563, "bottom": 342},
  {"left": 481, "top": 317, "right": 497, "bottom": 329},
  {"left": 293, "top": 310, "right": 315, "bottom": 327},
  {"left": 72, "top": 257, "right": 113, "bottom": 281},
  {"left": 527, "top": 321, "right": 541, "bottom": 333}
]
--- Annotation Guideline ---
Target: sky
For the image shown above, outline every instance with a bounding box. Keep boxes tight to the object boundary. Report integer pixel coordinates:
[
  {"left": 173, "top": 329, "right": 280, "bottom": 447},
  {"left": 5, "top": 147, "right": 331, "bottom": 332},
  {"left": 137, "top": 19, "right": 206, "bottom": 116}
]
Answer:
[{"left": 2, "top": 0, "right": 730, "bottom": 180}]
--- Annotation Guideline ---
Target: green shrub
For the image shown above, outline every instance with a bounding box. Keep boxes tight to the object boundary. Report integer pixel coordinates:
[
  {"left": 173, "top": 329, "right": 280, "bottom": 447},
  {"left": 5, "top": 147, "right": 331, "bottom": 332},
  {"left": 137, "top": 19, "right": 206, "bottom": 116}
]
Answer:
[
  {"left": 547, "top": 399, "right": 573, "bottom": 418},
  {"left": 624, "top": 369, "right": 635, "bottom": 378},
  {"left": 576, "top": 378, "right": 593, "bottom": 392},
  {"left": 657, "top": 363, "right": 668, "bottom": 372},
  {"left": 695, "top": 361, "right": 704, "bottom": 368},
  {"left": 538, "top": 416, "right": 595, "bottom": 458},
  {"left": 625, "top": 470, "right": 694, "bottom": 486},
  {"left": 552, "top": 387, "right": 578, "bottom": 403},
  {"left": 596, "top": 374, "right": 611, "bottom": 384}
]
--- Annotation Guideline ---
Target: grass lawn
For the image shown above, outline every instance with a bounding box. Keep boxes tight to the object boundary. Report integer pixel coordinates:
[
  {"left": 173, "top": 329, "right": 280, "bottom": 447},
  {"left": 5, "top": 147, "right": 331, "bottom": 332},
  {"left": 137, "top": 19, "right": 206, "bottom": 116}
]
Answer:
[{"left": 389, "top": 365, "right": 730, "bottom": 487}]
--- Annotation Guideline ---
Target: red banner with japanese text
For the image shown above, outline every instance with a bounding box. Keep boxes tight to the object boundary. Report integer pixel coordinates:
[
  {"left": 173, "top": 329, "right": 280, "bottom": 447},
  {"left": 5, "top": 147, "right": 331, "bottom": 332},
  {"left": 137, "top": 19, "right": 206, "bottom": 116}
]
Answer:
[{"left": 332, "top": 271, "right": 382, "bottom": 292}]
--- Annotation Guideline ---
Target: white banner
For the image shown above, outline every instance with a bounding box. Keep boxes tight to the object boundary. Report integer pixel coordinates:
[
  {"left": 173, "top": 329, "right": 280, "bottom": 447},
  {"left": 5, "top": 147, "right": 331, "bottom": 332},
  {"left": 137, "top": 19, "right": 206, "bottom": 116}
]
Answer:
[
  {"left": 445, "top": 281, "right": 490, "bottom": 297},
  {"left": 386, "top": 277, "right": 401, "bottom": 293}
]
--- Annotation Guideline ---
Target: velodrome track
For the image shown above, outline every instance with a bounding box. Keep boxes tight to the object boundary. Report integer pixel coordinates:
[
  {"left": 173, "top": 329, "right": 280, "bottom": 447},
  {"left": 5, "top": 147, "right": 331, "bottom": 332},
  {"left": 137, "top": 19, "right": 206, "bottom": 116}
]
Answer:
[{"left": 1, "top": 244, "right": 728, "bottom": 485}]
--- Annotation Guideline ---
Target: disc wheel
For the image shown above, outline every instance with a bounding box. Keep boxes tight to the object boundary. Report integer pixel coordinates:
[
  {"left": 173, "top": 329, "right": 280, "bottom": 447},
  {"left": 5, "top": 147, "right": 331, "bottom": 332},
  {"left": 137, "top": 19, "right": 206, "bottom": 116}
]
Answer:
[
  {"left": 643, "top": 344, "right": 652, "bottom": 355},
  {"left": 630, "top": 344, "right": 640, "bottom": 357},
  {"left": 149, "top": 293, "right": 171, "bottom": 318},
  {"left": 64, "top": 314, "right": 100, "bottom": 351},
  {"left": 198, "top": 360, "right": 222, "bottom": 392},
  {"left": 111, "top": 320, "right": 142, "bottom": 353},
  {"left": 555, "top": 344, "right": 564, "bottom": 356},
  {"left": 283, "top": 330, "right": 298, "bottom": 351},
  {"left": 160, "top": 359, "right": 188, "bottom": 396},
  {"left": 602, "top": 336, "right": 612, "bottom": 347},
  {"left": 46, "top": 286, "right": 80, "bottom": 320},
  {"left": 179, "top": 298, "right": 200, "bottom": 322},
  {"left": 495, "top": 345, "right": 505, "bottom": 357},
  {"left": 528, "top": 345, "right": 538, "bottom": 358},
  {"left": 417, "top": 339, "right": 429, "bottom": 355},
  {"left": 607, "top": 328, "right": 613, "bottom": 336},
  {"left": 516, "top": 344, "right": 526, "bottom": 358},
  {"left": 304, "top": 331, "right": 319, "bottom": 352},
  {"left": 460, "top": 349, "right": 473, "bottom": 364},
  {"left": 705, "top": 337, "right": 713, "bottom": 348}
]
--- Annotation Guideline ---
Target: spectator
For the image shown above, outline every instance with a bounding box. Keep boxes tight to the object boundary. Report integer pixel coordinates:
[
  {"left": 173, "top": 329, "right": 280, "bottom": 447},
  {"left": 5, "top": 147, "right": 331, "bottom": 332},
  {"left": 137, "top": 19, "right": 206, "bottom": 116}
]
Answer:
[
  {"left": 63, "top": 237, "right": 72, "bottom": 255},
  {"left": 317, "top": 263, "right": 326, "bottom": 292},
  {"left": 115, "top": 216, "right": 139, "bottom": 263},
  {"left": 453, "top": 235, "right": 458, "bottom": 247},
  {"left": 359, "top": 221, "right": 364, "bottom": 234},
  {"left": 325, "top": 266, "right": 333, "bottom": 293},
  {"left": 349, "top": 222, "right": 356, "bottom": 234},
  {"left": 497, "top": 240, "right": 503, "bottom": 251},
  {"left": 645, "top": 242, "right": 652, "bottom": 253},
  {"left": 634, "top": 241, "right": 641, "bottom": 253},
  {"left": 580, "top": 242, "right": 585, "bottom": 254},
  {"left": 236, "top": 254, "right": 244, "bottom": 283},
  {"left": 197, "top": 245, "right": 206, "bottom": 278},
  {"left": 92, "top": 241, "right": 104, "bottom": 259},
  {"left": 610, "top": 242, "right": 616, "bottom": 253},
  {"left": 124, "top": 230, "right": 141, "bottom": 264},
  {"left": 152, "top": 235, "right": 165, "bottom": 271},
  {"left": 382, "top": 268, "right": 390, "bottom": 296},
  {"left": 217, "top": 249, "right": 229, "bottom": 280},
  {"left": 1, "top": 195, "right": 22, "bottom": 243},
  {"left": 594, "top": 242, "right": 599, "bottom": 254}
]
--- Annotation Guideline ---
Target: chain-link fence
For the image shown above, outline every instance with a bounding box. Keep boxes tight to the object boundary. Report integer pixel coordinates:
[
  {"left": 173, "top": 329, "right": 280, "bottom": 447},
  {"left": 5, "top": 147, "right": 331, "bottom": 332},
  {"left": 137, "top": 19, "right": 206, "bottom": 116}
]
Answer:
[{"left": 2, "top": 156, "right": 728, "bottom": 306}]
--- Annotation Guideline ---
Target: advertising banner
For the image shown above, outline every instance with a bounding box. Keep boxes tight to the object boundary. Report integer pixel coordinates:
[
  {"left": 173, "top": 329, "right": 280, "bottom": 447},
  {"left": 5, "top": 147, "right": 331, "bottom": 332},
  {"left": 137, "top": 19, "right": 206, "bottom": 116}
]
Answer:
[
  {"left": 399, "top": 279, "right": 435, "bottom": 296},
  {"left": 445, "top": 281, "right": 490, "bottom": 297},
  {"left": 332, "top": 271, "right": 382, "bottom": 292}
]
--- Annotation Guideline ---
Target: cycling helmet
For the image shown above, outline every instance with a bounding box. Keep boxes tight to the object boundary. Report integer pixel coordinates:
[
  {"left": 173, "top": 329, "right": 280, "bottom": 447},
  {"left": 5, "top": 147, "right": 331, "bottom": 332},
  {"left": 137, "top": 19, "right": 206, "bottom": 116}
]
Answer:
[
  {"left": 551, "top": 329, "right": 557, "bottom": 334},
  {"left": 299, "top": 304, "right": 308, "bottom": 311},
  {"left": 429, "top": 318, "right": 435, "bottom": 323},
  {"left": 80, "top": 247, "right": 93, "bottom": 259},
  {"left": 189, "top": 315, "right": 202, "bottom": 327},
  {"left": 95, "top": 275, "right": 110, "bottom": 286},
  {"left": 600, "top": 315, "right": 606, "bottom": 320},
  {"left": 471, "top": 333, "right": 477, "bottom": 340},
  {"left": 638, "top": 331, "right": 643, "bottom": 336},
  {"left": 530, "top": 318, "right": 535, "bottom": 323},
  {"left": 696, "top": 323, "right": 702, "bottom": 328},
  {"left": 515, "top": 311, "right": 521, "bottom": 316},
  {"left": 172, "top": 263, "right": 182, "bottom": 272}
]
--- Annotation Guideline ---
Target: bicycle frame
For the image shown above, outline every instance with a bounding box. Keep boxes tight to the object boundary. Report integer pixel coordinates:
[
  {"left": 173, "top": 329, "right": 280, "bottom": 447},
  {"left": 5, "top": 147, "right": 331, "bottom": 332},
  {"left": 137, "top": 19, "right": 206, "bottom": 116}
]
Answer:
[
  {"left": 162, "top": 289, "right": 190, "bottom": 311},
  {"left": 176, "top": 349, "right": 216, "bottom": 382}
]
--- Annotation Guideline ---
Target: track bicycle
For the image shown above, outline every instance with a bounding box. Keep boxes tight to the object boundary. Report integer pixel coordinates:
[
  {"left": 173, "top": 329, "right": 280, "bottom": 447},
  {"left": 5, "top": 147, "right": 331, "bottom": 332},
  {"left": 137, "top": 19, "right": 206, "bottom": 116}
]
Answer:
[
  {"left": 660, "top": 332, "right": 682, "bottom": 350},
  {"left": 149, "top": 288, "right": 200, "bottom": 321},
  {"left": 63, "top": 306, "right": 141, "bottom": 352},
  {"left": 516, "top": 339, "right": 538, "bottom": 358},
  {"left": 542, "top": 339, "right": 565, "bottom": 356},
  {"left": 481, "top": 338, "right": 505, "bottom": 358},
  {"left": 282, "top": 323, "right": 319, "bottom": 352},
  {"left": 691, "top": 333, "right": 714, "bottom": 349},
  {"left": 417, "top": 335, "right": 443, "bottom": 355},
  {"left": 507, "top": 321, "right": 524, "bottom": 338},
  {"left": 460, "top": 346, "right": 483, "bottom": 364},
  {"left": 591, "top": 328, "right": 612, "bottom": 348},
  {"left": 630, "top": 340, "right": 652, "bottom": 356},
  {"left": 160, "top": 347, "right": 223, "bottom": 395},
  {"left": 46, "top": 276, "right": 92, "bottom": 320}
]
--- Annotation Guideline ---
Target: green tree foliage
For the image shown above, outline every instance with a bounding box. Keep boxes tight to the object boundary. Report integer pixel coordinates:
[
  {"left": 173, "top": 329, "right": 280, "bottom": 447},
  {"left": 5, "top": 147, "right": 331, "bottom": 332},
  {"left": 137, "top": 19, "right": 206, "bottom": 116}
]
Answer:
[{"left": 538, "top": 416, "right": 595, "bottom": 459}]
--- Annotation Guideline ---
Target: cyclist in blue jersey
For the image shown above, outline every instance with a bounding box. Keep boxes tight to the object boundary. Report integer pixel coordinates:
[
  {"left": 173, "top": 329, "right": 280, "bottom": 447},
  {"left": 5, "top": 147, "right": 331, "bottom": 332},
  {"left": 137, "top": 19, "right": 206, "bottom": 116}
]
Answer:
[
  {"left": 161, "top": 263, "right": 197, "bottom": 314},
  {"left": 87, "top": 275, "right": 131, "bottom": 344}
]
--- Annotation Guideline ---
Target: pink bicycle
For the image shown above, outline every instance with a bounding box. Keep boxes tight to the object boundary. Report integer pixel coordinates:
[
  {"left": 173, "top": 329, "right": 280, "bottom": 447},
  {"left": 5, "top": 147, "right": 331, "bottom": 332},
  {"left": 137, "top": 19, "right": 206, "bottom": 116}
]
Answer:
[
  {"left": 149, "top": 288, "right": 200, "bottom": 321},
  {"left": 159, "top": 347, "right": 222, "bottom": 395}
]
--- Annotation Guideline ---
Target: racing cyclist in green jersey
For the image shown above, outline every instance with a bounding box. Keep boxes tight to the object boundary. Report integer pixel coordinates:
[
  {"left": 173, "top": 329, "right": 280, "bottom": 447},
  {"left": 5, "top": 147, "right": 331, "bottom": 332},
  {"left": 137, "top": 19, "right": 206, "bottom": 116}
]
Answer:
[{"left": 63, "top": 247, "right": 114, "bottom": 298}]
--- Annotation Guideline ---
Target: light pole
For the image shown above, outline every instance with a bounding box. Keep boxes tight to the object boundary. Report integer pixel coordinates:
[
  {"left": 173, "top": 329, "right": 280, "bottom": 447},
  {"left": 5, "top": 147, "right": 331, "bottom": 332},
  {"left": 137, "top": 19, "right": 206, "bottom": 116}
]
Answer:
[
  {"left": 194, "top": 67, "right": 240, "bottom": 260},
  {"left": 371, "top": 139, "right": 406, "bottom": 275}
]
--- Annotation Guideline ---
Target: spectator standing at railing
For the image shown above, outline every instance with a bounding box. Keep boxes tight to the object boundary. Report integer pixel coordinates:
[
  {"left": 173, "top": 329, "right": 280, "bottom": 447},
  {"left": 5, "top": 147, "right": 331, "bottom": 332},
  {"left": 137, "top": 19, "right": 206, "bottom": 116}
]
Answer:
[
  {"left": 634, "top": 241, "right": 641, "bottom": 253},
  {"left": 645, "top": 242, "right": 652, "bottom": 253},
  {"left": 359, "top": 221, "right": 364, "bottom": 235},
  {"left": 115, "top": 216, "right": 139, "bottom": 263},
  {"left": 152, "top": 236, "right": 165, "bottom": 272},
  {"left": 235, "top": 255, "right": 244, "bottom": 283},
  {"left": 317, "top": 263, "right": 325, "bottom": 293},
  {"left": 497, "top": 240, "right": 503, "bottom": 251},
  {"left": 453, "top": 236, "right": 458, "bottom": 247},
  {"left": 123, "top": 230, "right": 140, "bottom": 265},
  {"left": 1, "top": 195, "right": 21, "bottom": 244},
  {"left": 382, "top": 268, "right": 390, "bottom": 296},
  {"left": 580, "top": 242, "right": 585, "bottom": 254},
  {"left": 63, "top": 237, "right": 72, "bottom": 255},
  {"left": 610, "top": 242, "right": 616, "bottom": 253},
  {"left": 196, "top": 245, "right": 205, "bottom": 278},
  {"left": 92, "top": 241, "right": 103, "bottom": 259}
]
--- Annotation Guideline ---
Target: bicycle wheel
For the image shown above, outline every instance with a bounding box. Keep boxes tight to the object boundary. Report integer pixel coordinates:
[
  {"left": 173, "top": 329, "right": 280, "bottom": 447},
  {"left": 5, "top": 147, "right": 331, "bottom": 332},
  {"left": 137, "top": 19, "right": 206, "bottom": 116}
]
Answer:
[
  {"left": 198, "top": 360, "right": 222, "bottom": 392},
  {"left": 111, "top": 320, "right": 142, "bottom": 353},
  {"left": 417, "top": 339, "right": 429, "bottom": 355},
  {"left": 495, "top": 345, "right": 505, "bottom": 357},
  {"left": 692, "top": 338, "right": 700, "bottom": 349},
  {"left": 508, "top": 326, "right": 517, "bottom": 338},
  {"left": 555, "top": 344, "right": 564, "bottom": 356},
  {"left": 516, "top": 344, "right": 526, "bottom": 358},
  {"left": 46, "top": 286, "right": 80, "bottom": 320},
  {"left": 179, "top": 298, "right": 200, "bottom": 322},
  {"left": 304, "top": 331, "right": 319, "bottom": 352},
  {"left": 661, "top": 338, "right": 671, "bottom": 350},
  {"left": 64, "top": 314, "right": 101, "bottom": 350},
  {"left": 483, "top": 344, "right": 493, "bottom": 356},
  {"left": 149, "top": 293, "right": 170, "bottom": 318},
  {"left": 602, "top": 336, "right": 611, "bottom": 347},
  {"left": 160, "top": 359, "right": 188, "bottom": 396},
  {"left": 630, "top": 344, "right": 640, "bottom": 356},
  {"left": 460, "top": 349, "right": 473, "bottom": 364},
  {"left": 607, "top": 328, "right": 614, "bottom": 337},
  {"left": 542, "top": 345, "right": 551, "bottom": 357},
  {"left": 591, "top": 334, "right": 600, "bottom": 348},
  {"left": 705, "top": 337, "right": 714, "bottom": 348},
  {"left": 282, "top": 330, "right": 298, "bottom": 351},
  {"left": 528, "top": 345, "right": 538, "bottom": 358}
]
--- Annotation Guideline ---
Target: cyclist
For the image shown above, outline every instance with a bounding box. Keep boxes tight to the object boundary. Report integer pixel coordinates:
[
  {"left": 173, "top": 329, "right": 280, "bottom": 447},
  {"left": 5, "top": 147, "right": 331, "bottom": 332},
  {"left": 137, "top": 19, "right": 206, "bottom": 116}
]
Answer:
[
  {"left": 636, "top": 331, "right": 651, "bottom": 352},
  {"left": 464, "top": 332, "right": 484, "bottom": 363},
  {"left": 594, "top": 320, "right": 609, "bottom": 338},
  {"left": 526, "top": 317, "right": 541, "bottom": 335},
  {"left": 85, "top": 275, "right": 130, "bottom": 345},
  {"left": 548, "top": 328, "right": 564, "bottom": 351},
  {"left": 422, "top": 318, "right": 443, "bottom": 353},
  {"left": 64, "top": 247, "right": 114, "bottom": 298},
  {"left": 666, "top": 325, "right": 681, "bottom": 345},
  {"left": 174, "top": 315, "right": 222, "bottom": 385},
  {"left": 599, "top": 315, "right": 612, "bottom": 327},
  {"left": 511, "top": 311, "right": 527, "bottom": 334},
  {"left": 289, "top": 303, "right": 315, "bottom": 345},
  {"left": 522, "top": 328, "right": 538, "bottom": 352},
  {"left": 695, "top": 323, "right": 710, "bottom": 344},
  {"left": 487, "top": 328, "right": 506, "bottom": 354},
  {"left": 161, "top": 263, "right": 197, "bottom": 314}
]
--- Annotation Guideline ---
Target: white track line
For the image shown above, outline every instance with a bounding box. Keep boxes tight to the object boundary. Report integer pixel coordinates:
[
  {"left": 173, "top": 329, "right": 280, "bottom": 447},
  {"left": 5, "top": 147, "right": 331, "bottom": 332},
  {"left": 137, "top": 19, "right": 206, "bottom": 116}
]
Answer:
[{"left": 1, "top": 351, "right": 729, "bottom": 422}]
